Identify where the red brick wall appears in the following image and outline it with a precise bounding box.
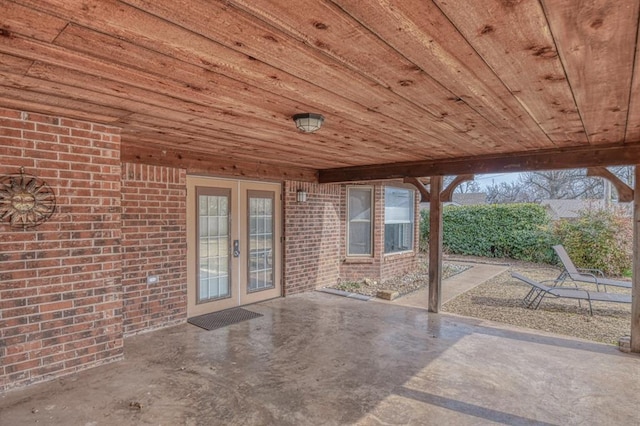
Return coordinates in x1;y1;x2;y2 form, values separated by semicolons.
339;185;383;281
120;163;187;335
283;181;342;294
340;183;419;283
0;108;123;391
380;252;420;280
283;181;419;294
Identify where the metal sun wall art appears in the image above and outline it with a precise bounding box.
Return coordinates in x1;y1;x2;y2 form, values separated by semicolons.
0;167;56;229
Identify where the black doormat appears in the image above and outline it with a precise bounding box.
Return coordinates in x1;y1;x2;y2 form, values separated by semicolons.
187;307;263;331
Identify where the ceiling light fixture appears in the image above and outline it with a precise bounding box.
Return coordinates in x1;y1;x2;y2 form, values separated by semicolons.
292;113;324;133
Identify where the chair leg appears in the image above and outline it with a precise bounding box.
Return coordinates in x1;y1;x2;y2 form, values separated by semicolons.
556;271;567;285
525;291;546;310
533;293;546;310
523;288;536;307
523;288;544;309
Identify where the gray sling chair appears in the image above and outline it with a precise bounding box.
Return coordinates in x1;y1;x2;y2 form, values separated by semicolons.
511;272;631;315
552;245;631;292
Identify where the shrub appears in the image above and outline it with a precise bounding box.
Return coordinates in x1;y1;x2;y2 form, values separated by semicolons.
421;202;632;274
421;203;556;263
553;207;632;276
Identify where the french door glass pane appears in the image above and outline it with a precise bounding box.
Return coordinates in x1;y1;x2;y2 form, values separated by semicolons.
197;191;231;302
248;192;274;292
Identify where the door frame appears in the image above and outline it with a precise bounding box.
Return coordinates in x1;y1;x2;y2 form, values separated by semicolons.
186;175;282;317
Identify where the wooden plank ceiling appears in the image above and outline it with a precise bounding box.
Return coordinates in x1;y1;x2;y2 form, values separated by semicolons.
1;0;639;182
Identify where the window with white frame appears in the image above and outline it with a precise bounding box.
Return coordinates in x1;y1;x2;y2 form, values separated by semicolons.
384;187;414;254
347;187;373;256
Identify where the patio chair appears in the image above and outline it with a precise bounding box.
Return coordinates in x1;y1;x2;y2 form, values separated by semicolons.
552;245;631;292
511;272;631;315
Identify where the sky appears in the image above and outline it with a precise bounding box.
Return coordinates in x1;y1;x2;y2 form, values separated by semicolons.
475;173;521;190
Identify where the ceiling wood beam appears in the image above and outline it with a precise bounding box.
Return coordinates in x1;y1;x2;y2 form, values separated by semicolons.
319;143;640;183
121;143;317;182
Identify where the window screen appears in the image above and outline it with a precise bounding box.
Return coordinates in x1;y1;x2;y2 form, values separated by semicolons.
384;187;414;254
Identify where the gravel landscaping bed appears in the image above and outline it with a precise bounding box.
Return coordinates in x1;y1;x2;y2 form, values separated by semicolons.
332;254;631;346
442;259;631;346
330;259;470;297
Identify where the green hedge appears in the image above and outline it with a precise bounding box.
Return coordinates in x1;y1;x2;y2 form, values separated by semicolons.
421;203;556;263
421;203;632;275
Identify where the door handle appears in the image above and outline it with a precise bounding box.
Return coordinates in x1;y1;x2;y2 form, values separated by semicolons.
233;240;240;257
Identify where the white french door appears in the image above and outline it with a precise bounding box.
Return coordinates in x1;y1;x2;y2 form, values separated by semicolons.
187;177;281;316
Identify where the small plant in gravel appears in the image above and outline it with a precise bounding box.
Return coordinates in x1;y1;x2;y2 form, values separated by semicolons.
335;280;363;292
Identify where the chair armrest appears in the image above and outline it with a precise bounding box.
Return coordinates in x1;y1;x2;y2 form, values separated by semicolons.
552;285;588;291
542;279;564;287
551;286;591;298
577;267;604;277
574;271;605;292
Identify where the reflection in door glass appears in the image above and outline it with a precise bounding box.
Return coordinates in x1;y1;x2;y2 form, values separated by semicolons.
198;192;230;302
248;192;274;292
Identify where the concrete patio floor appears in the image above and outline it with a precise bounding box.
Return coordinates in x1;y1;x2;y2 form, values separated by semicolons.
1;292;639;425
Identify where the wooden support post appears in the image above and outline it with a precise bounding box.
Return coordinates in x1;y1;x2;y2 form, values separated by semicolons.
428;176;443;313
632;166;640;352
405;174;474;312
